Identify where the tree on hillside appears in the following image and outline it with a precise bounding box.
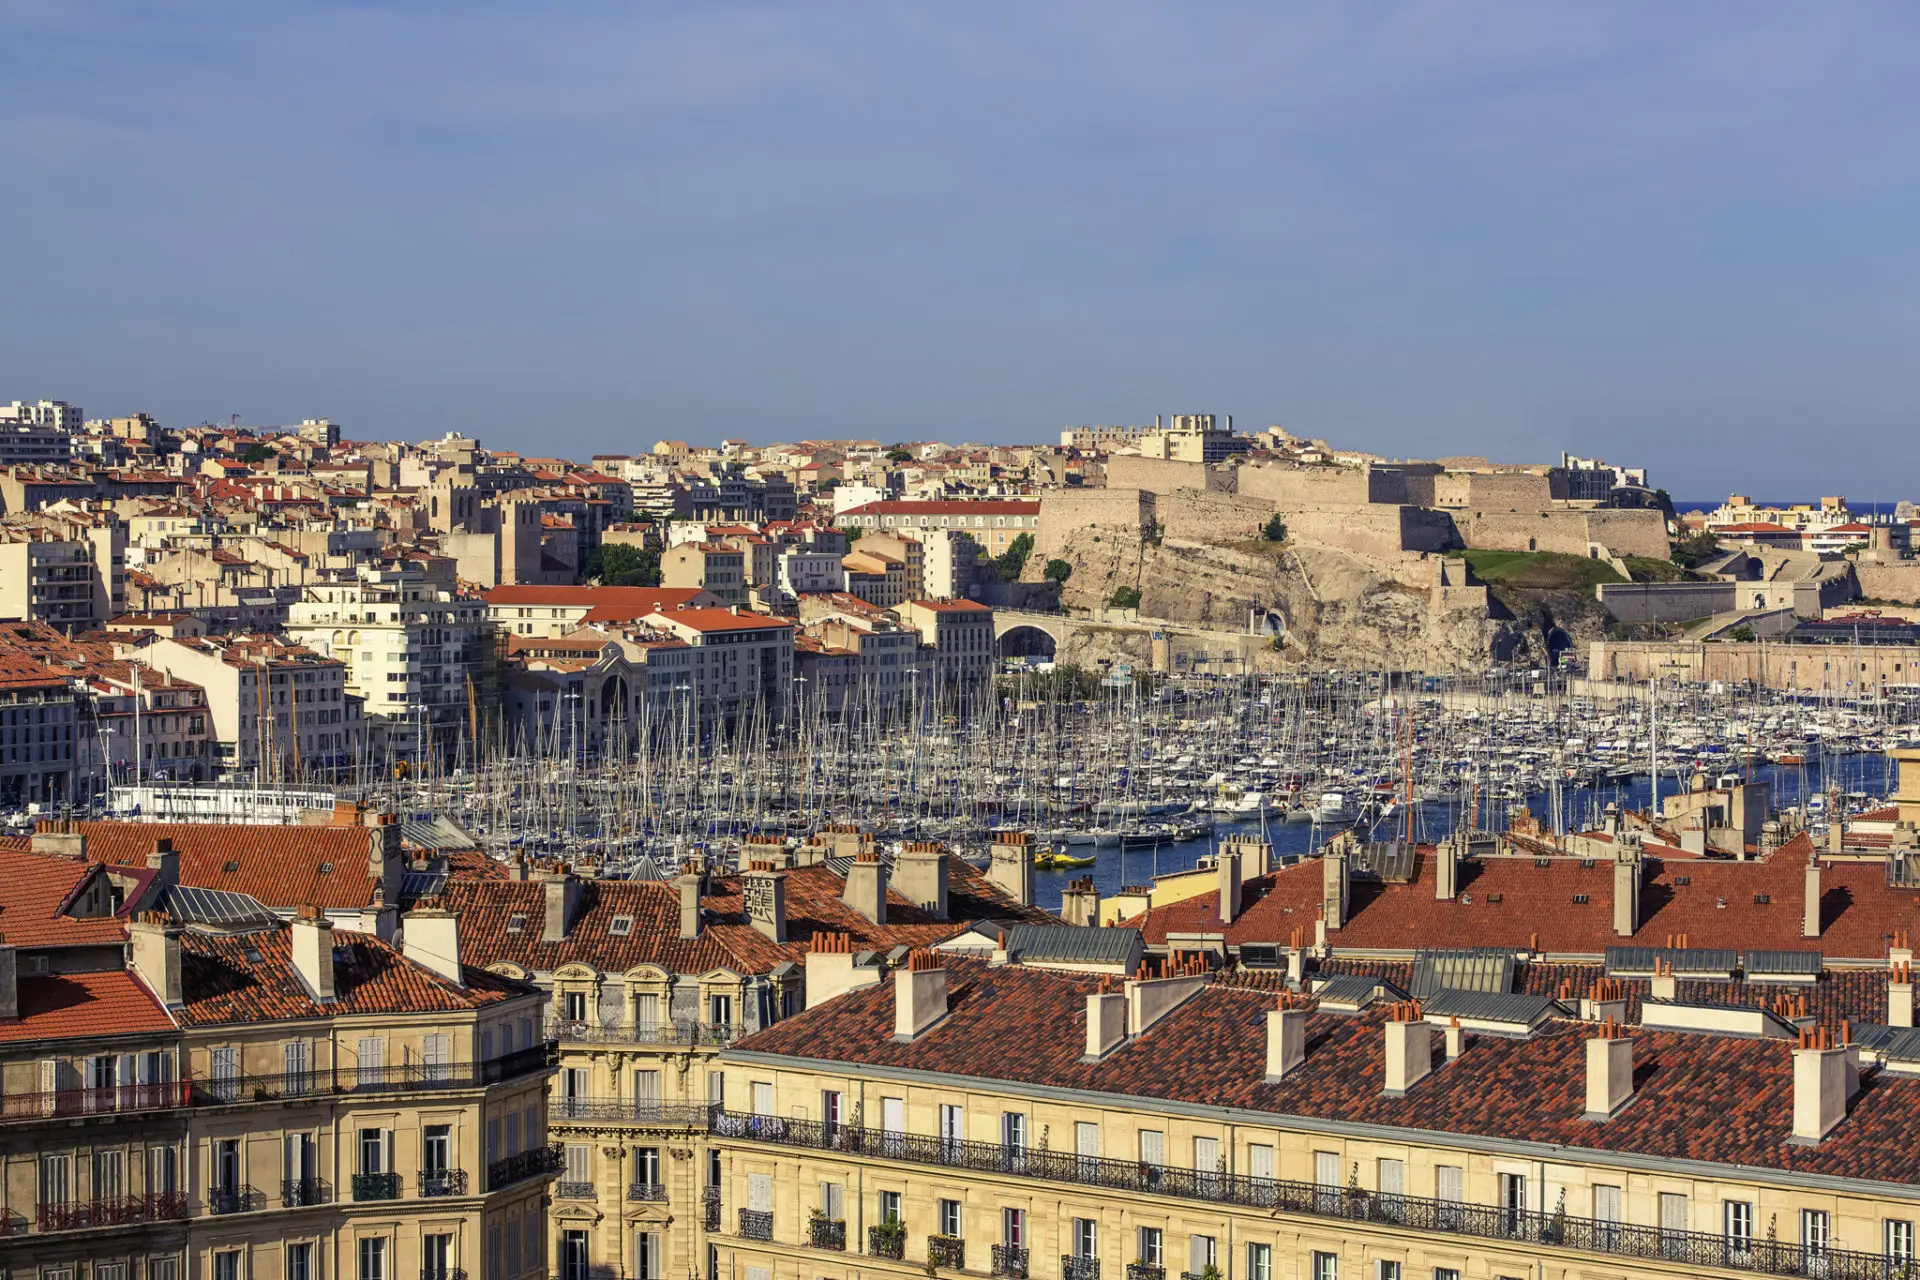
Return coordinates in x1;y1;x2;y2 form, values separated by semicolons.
240;442;277;463
1262;514;1288;542
1042;559;1073;583
995;532;1035;582
587;543;661;587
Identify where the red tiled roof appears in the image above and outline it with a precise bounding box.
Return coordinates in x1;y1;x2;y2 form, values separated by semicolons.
0;848;131;948
72;821;382;910
175;926;525;1026
736;957;1920;1183
646;608;794;634
482;585;713;612
0;970;174;1044
1125;835;1910;959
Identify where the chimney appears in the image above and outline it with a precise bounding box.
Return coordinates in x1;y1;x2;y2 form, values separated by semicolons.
1442;1014;1464;1060
1228;835;1271;880
742;862;788;943
402;907;464;986
1285;943;1305;988
358;886;397;943
1218;847;1243;925
806;932;883;1009
1434;832;1459;901
0;931;15;1021
1059;876;1099;928
1892;962;1915;1029
1612;851;1640;937
1581;978;1629;1025
1650;958;1677;1001
1790;1026;1848;1145
1803;857;1823;939
145;838;179;895
1084;981;1128;1060
1892;929;1915;971
1264;993;1308;1081
893;842;949;920
842;850;888;925
291;905;336;1002
1583;1020;1634;1121
1124;961;1207;1036
986;833;1034;907
1382;1002;1434;1095
676;863;703;940
893;950;948;1041
543;872;582;943
1322;846;1349;931
30;819;86;860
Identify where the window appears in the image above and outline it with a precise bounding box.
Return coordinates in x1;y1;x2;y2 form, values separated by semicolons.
1376;1157;1404;1199
1002;1111;1026;1152
1725;1200;1754;1256
1499;1172;1528;1234
560;1228;590;1280
1803;1209;1830;1256
423;1124;451;1175
358;1127;390;1175
1433;1271;1460;1280
635;1146;661;1186
1595;1184;1622;1247
1309;1255;1336;1280
1193;1136;1220;1194
289;1242;315;1280
563;990;587;1021
1251;1244;1277;1280
1138;1227;1163;1267
214;1254;241;1280
940;1198;963;1238
1889;1219;1916;1267
1138;1129;1165;1166
821;1180;844;1221
940;1103;964;1157
1660;1193;1690;1259
565;1143;590;1188
822;1089;844;1126
1003;1207;1026;1248
1189;1236;1216;1276
634;1230;662;1280
1247;1143;1274;1188
423;1235;451;1279
751;1080;774;1115
359;1237;389;1280
709;993;733;1026
1072;1218;1098;1260
1377;1265;1401;1280
94;1147;124;1198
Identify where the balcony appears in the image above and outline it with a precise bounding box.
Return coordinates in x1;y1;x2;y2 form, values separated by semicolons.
869;1226;905;1261
702;1187;721;1231
352;1173;402;1202
36;1193;188;1232
552;1098;717;1128
739;1209;774;1241
193;1044;556;1106
487;1143;564;1192
207;1185;264;1215
1;1081;192;1125
808;1216;846;1251
281;1178;330;1207
713;1110;1898;1280
990;1246;1028;1279
628;1183;667;1202
928;1236;966;1270
547;1018;737;1048
1125;1266;1163;1280
556;1182;597;1200
419;1169;469;1198
1062;1259;1101;1280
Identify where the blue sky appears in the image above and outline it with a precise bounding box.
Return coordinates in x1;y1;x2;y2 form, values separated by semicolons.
2;2;1917;497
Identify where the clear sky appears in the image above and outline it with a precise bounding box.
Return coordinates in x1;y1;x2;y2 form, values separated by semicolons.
3;2;1917;498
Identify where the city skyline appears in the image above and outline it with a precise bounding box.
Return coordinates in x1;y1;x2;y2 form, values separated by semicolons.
6;3;1919;496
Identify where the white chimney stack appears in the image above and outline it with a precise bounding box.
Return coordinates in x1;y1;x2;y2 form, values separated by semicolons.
1382;1003;1434;1095
401;907;464;986
1804;857;1823;939
893;951;948;1041
1649;958;1677;1002
291;905;336;1002
1893;961;1915;1029
1265;996;1308;1081
1583;1022;1634;1121
1218;847;1242;925
1084;985;1127;1060
1790;1027;1849;1145
843;851;888;925
1442;1014;1465;1061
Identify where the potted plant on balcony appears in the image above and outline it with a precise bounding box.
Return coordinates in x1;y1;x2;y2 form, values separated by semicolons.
870;1212;906;1260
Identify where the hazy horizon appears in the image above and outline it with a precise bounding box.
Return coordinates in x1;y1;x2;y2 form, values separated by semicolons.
4;2;1918;498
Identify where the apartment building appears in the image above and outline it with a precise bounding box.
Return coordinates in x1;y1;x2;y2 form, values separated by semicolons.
838;502;1039;558
0;525;124;632
0;657;80;807
894;600;996;696
441;837;1049;1280
662;545;749;605
637;609;794;726
284;565;485;764
482;586;720;640
138;636;359;780
0;833;561;1280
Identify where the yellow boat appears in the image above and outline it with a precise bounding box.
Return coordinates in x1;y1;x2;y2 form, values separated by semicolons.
1034;850;1095;871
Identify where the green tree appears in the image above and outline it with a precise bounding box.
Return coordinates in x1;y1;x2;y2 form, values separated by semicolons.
239;442;277;464
594;543;661;587
1727;625;1756;642
1109;585;1142;610
1042;558;1073;583
995;532;1035;582
1670;530;1722;569
1262;514;1288;542
886;447;912;463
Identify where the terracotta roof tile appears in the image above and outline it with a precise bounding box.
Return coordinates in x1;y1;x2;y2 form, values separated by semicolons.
0;970;174;1043
72;821;381;911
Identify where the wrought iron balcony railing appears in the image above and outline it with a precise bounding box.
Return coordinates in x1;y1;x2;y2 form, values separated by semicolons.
552;1098;718;1128
192;1043;557;1106
207;1185;263;1215
352;1173;402;1202
739;1209;774;1241
487;1144;564;1192
990;1245;1028;1279
928;1235;966;1270
869;1227;906;1260
1062;1258;1101;1280
702;1186;721;1231
556;1181;597;1200
281;1178;329;1207
1126;1264;1164;1280
808;1217;847;1250
1;1081;192;1124
419;1169;468;1198
547;1018;738;1047
710;1110;1899;1280
628;1182;668;1201
36;1193;188;1231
